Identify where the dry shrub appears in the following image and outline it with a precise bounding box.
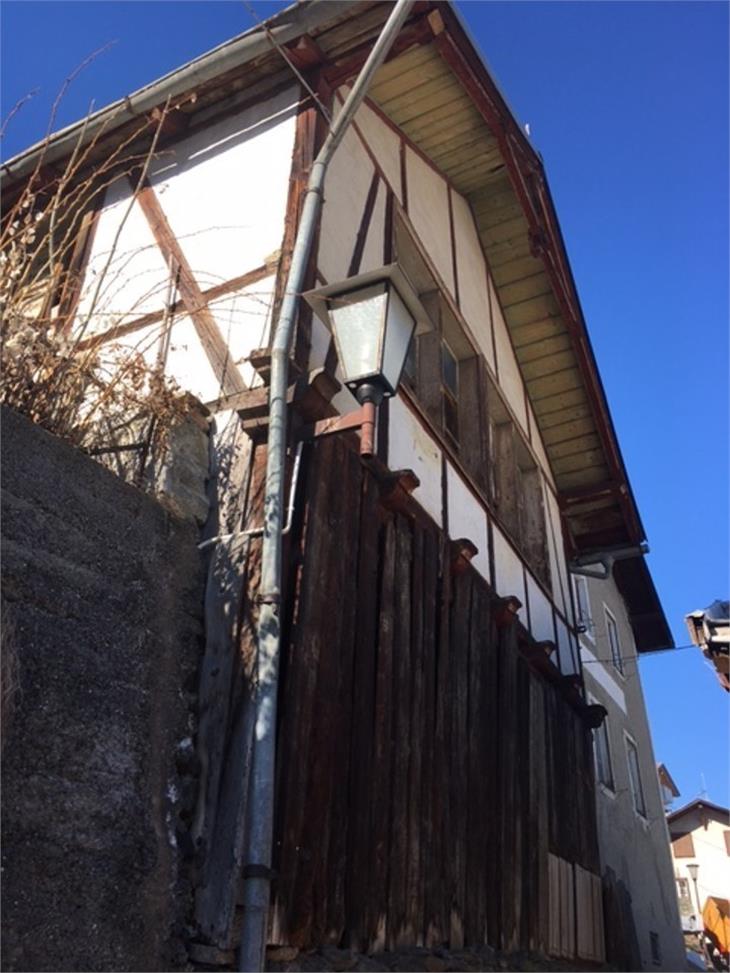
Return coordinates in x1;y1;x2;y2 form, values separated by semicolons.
1;92;194;486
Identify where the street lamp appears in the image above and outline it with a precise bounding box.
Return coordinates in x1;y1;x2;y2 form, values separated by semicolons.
304;264;430;455
687;863;702;917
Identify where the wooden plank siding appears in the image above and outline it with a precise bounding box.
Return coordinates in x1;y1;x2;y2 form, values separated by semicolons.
261;434;603;957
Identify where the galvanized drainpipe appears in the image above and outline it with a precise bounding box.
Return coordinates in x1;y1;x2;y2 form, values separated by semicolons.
238;3;414;970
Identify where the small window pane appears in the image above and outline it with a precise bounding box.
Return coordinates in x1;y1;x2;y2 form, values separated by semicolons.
443;391;459;445
626;738;646;817
441;342;458;396
606;610;623;675
575;577;594;639
402;335;417;387
594;718;614;790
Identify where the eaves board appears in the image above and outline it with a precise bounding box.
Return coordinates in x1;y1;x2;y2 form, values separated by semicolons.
365;34;628;554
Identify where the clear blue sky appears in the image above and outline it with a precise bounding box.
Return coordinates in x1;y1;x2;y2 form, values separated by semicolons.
2;1;728;808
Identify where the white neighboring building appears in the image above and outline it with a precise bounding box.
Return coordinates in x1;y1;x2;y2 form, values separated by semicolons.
574;571;686;971
668;799;730;935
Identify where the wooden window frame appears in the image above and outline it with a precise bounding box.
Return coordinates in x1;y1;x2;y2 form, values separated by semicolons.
587;693;614;792
604;606;623;676
624;733;647;819
574;575;595;643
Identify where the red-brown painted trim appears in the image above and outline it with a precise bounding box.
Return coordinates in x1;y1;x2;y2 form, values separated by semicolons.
383;188;394;265
279;84;322;372
399;138;408;213
432;21;643;543
137;179;245;395
348;170;381;278
58;205;101;333
77;261;276;350
447;186;459;309
360;94;461;196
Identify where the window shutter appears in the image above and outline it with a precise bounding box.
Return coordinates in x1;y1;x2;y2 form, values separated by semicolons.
671;833;695;857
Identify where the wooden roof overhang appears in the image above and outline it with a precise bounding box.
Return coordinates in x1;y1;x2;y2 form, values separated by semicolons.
313;2;673;651
0;0;672;650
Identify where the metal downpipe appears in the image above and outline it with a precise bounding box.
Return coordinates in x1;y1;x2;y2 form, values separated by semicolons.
238;3;415;970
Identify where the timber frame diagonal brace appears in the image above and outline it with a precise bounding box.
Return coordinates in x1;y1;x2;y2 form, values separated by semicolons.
137;179;246;397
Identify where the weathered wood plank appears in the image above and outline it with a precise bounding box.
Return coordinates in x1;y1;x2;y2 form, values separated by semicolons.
368;516;397;953
420;526;439;947
322;442;362;943
386;515;413;950
405;523;425;946
344;470;381;950
448;570;470;948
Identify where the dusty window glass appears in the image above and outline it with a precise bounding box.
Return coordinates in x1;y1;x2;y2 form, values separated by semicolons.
626;737;646;817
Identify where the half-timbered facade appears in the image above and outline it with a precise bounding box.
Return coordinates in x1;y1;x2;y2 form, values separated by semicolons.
1;1;678;967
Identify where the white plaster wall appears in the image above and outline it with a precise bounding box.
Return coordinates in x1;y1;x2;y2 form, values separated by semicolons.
446;461;490;582
404;146;454;296
318;124;377;283
388;395;442;526
586;572;686;972
451;191;494;371
353;98;402;201
359;180;387;276
76;177;170;332
526;571;554;643
492;522;526;614
581;642;627;713
213;274;276;388
148;87;299;287
672;812;730;904
490;277;528;434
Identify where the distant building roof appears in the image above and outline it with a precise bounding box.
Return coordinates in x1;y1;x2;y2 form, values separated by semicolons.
666;798;730;828
686;601;730;692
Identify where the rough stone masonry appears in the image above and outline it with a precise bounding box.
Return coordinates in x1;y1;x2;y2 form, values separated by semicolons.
1;407;206;972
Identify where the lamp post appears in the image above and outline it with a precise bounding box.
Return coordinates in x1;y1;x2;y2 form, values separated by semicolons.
304;264;430;456
687;862;702;918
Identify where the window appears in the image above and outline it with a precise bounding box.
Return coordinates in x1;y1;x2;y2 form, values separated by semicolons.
625;736;646;817
574;576;594;640
593;712;614;790
676;878;694;916
650;932;661;965
441;340;459;446
724;830;730;855
402;334;417;389
672;833;695;857
605;607;623;675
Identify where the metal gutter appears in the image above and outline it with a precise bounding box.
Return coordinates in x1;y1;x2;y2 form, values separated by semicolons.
237;2;415;969
0;0;354;188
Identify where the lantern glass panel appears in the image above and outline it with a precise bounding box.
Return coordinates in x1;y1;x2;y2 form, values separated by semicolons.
381;285;416;394
329;283;387;385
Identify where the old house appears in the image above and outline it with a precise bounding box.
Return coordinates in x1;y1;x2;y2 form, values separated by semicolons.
1;1;685;970
668;799;730;961
573;572;685;970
